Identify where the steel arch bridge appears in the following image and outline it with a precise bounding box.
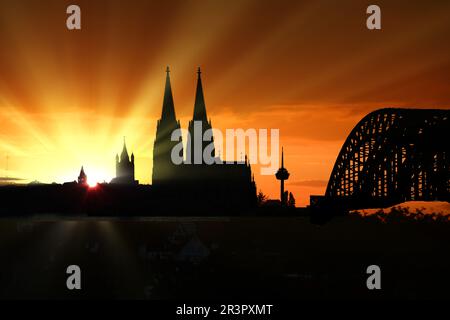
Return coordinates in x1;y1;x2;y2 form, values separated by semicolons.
324;108;450;210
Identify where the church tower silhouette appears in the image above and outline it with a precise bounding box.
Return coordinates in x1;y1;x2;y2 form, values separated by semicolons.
111;138;138;184
152;67;183;185
78;166;87;185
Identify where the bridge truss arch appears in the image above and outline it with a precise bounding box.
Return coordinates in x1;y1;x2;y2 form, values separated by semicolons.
325;108;449;209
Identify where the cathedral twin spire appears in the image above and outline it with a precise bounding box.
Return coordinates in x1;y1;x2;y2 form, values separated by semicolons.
153;66;213;184
160;66;208;123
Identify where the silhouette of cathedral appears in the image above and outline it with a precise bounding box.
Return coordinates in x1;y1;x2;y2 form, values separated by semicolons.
111;139;138;185
152;67;256;206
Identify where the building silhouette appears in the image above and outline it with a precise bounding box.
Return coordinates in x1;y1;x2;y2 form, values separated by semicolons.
111;139;138;185
78;166;87;185
152;67;256;206
152;67;183;185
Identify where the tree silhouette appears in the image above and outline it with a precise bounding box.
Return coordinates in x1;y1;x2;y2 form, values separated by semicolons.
287;192;296;207
256;190;267;206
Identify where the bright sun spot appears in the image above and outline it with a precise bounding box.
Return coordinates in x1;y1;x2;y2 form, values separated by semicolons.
86;168;110;187
87;180;98;188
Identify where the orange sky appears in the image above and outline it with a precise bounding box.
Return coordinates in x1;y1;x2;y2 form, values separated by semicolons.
0;0;450;206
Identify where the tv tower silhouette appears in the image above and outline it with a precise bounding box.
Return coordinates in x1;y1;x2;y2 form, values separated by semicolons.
275;147;290;206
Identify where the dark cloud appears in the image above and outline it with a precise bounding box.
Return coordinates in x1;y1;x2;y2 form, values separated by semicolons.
0;177;24;182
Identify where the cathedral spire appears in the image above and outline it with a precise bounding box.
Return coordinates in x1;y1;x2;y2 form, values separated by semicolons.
161;66;176;121
153;66;183;185
193;67;208;121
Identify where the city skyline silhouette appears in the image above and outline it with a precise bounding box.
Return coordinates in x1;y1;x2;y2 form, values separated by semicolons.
2;1;450;207
1;0;450;304
0;69;449;214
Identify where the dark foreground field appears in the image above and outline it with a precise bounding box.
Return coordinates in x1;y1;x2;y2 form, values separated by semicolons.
0;212;449;299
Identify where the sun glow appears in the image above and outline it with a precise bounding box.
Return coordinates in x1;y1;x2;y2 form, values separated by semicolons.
88;181;98;188
1;1;450;207
85;168;111;187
